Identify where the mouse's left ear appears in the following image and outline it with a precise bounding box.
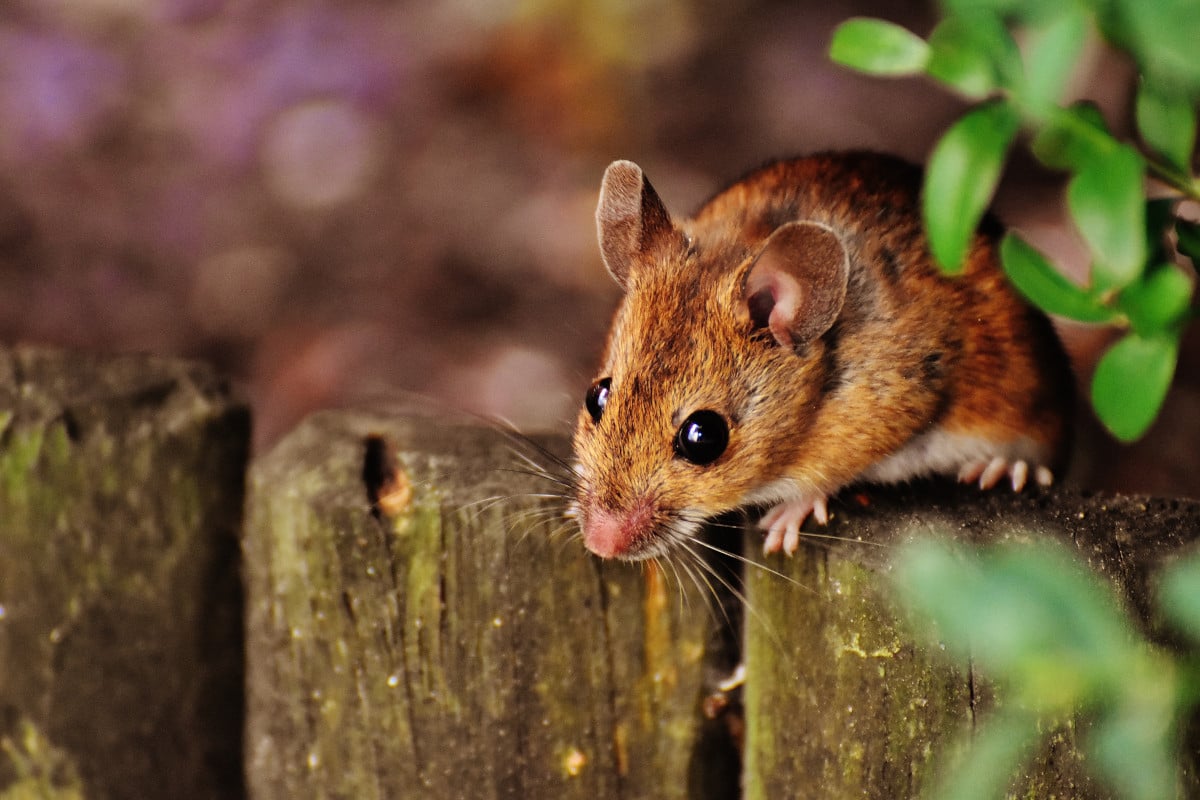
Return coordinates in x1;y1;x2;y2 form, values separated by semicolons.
742;221;849;349
596;160;679;290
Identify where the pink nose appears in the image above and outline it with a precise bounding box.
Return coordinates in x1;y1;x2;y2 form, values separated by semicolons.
582;505;652;559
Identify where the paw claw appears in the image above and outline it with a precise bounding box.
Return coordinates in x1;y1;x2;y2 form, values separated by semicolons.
813;497;829;525
978;456;1008;490
1010;460;1028;492
960;457;1053;492
958;459;987;484
783;521;801;556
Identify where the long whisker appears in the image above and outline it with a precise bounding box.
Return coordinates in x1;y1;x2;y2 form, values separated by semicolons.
493;425;577;475
672;556;705;618
685;533;815;594
793;530;891;548
495;467;576;491
654;554;691;616
672;542;728;625
699;510;892;549
676;538;785;646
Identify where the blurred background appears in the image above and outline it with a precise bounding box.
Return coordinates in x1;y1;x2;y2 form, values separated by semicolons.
0;0;1195;496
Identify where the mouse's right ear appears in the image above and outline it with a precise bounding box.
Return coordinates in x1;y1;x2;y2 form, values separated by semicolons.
596;160;677;290
742;221;849;350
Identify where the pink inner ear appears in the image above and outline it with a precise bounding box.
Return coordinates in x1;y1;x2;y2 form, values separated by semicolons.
745;266;803;348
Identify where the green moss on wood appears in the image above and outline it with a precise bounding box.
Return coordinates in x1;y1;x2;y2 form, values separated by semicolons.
0;719;84;800
0;347;248;799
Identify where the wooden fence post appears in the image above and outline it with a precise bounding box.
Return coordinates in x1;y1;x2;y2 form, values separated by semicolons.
742;483;1200;799
0;347;249;799
243;409;735;799
7;347;1199;799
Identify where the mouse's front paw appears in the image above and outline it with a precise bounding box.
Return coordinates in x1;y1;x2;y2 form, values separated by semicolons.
758;495;830;556
957;457;1054;491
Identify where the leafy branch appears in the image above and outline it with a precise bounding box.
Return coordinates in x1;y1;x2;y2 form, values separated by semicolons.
830;0;1199;441
893;536;1200;800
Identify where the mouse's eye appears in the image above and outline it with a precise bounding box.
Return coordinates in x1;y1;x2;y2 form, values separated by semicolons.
585;378;612;423
674;410;729;465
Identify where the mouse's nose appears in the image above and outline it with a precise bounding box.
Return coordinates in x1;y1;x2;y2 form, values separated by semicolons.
582;502;654;560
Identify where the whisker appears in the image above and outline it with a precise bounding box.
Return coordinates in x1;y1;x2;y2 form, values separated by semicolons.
673;544;724;622
546;521;577;545
675;553;711;616
455;494;507;515
657;553;691;616
494;427;577;475
696;510;891;549
496;468;576;491
685;533;815;594
501;501;571;534
499;449;576;483
675;539;765;639
687;543;786;648
795;530;891;549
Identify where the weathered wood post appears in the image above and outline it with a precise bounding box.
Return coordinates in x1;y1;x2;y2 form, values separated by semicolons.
243;409;735;799
742;484;1200;799
6;348;1198;799
0;347;249;799
247;409;1200;799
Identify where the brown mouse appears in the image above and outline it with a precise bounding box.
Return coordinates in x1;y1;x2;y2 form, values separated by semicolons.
570;152;1072;560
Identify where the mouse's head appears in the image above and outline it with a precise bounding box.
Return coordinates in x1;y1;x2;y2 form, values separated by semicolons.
571;160;850;560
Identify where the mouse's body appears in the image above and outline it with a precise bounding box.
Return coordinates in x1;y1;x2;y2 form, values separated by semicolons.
571;152;1073;560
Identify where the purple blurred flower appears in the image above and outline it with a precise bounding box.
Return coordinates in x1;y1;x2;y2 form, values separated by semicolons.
0;26;128;161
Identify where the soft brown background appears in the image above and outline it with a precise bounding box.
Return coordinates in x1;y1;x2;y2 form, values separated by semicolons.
1;0;1195;496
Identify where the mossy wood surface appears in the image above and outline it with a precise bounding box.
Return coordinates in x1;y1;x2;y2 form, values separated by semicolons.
744;484;1200;800
244;409;728;800
0;347;249;800
7;349;1200;800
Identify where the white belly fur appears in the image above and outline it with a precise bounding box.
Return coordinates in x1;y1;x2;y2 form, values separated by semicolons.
859;428;1048;485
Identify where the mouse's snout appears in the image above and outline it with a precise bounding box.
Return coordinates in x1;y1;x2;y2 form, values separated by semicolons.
580;499;657;560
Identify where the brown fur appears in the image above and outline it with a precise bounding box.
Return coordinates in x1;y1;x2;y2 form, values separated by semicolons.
573;152;1073;558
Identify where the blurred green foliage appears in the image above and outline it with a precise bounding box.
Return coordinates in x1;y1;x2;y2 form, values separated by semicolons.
829;0;1199;442
894;537;1199;800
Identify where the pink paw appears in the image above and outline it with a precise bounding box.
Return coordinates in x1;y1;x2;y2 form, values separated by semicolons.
758;495;830;556
957;457;1053;491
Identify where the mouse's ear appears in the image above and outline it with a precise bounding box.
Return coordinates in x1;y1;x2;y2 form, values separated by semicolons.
596;160;677;290
742;221;849;349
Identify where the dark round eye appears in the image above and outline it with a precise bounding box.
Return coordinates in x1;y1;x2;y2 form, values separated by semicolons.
674;410;729;465
585;378;611;423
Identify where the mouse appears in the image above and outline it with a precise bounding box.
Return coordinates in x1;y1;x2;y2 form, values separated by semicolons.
569;152;1073;560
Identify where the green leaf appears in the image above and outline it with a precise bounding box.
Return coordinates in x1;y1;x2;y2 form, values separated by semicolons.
1135;81;1198;173
894;538;1135;707
1158;549;1200;643
1000;234;1114;322
892;540;982;661
1018;10;1088;116
1031;102;1116;171
940;0;1060;25
926;12;1021;98
1088;699;1181;800
1103;0;1200;97
923;100;1020;273
829;18;930;75
1067;145;1147;290
977;543;1136;699
1091;331;1180;441
1118;263;1193;335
